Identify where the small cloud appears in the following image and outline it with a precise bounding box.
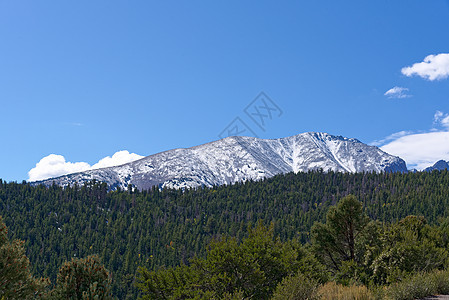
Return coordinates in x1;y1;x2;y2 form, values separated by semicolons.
28;154;91;182
434;110;444;122
384;86;411;99
401;53;449;81
63;122;84;127
370;130;413;146
434;110;449;129
28;151;144;182
91;150;144;169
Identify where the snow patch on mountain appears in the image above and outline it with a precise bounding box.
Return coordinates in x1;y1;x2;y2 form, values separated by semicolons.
32;132;407;190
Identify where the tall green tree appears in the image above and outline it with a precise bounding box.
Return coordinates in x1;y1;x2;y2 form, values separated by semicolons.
0;216;49;299
49;255;111;300
311;195;370;274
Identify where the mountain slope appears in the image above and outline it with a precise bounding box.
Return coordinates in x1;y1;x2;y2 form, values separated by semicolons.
424;160;449;172
32;132;407;190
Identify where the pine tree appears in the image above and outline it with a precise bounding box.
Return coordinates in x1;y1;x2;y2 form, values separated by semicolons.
311;195;370;273
50;255;111;299
0;216;49;299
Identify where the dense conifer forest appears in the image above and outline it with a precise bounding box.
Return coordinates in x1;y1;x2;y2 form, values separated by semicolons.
2;170;449;298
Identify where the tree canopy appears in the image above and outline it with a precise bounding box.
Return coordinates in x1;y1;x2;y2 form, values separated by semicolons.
2;170;449;297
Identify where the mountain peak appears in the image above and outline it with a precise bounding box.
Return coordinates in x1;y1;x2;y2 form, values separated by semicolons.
424;160;449;172
32;132;407;190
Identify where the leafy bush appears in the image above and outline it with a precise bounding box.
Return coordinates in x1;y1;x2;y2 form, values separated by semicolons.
137;222;307;299
431;270;449;295
318;282;373;300
272;272;320;300
379;269;449;300
370;216;448;285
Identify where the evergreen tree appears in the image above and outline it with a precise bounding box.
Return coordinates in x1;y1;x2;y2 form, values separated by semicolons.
311;195;370;275
49;255;111;299
0;216;49;299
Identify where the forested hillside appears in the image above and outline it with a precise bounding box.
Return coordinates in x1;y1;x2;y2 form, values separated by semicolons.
1;170;449;298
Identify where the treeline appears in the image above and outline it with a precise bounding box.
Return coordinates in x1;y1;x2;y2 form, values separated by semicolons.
1;170;449;298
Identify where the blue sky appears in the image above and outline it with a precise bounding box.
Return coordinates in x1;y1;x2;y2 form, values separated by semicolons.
1;1;449;181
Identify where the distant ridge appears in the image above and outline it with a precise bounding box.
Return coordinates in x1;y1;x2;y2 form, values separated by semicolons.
32;132;407;190
424;160;449;172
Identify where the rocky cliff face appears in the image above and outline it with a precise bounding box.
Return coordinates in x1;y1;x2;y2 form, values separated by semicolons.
32;132;407;190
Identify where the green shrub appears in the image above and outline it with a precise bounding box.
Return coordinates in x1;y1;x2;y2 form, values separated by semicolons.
430;269;449;295
318;282;373;300
380;269;449;300
272;273;320;300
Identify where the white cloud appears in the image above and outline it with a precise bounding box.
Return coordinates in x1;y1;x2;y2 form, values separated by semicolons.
28;155;91;182
381;132;449;170
401;53;449;81
434;110;444;122
370;130;413;146
433;110;449;129
91;150;144;169
384;86;411;99
377;111;449;170
28;150;144;182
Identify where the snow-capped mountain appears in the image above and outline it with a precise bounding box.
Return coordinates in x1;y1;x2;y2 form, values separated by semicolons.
32;132;407;190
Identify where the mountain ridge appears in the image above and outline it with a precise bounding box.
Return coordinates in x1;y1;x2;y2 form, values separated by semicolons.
31;132;407;190
424;160;449;172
